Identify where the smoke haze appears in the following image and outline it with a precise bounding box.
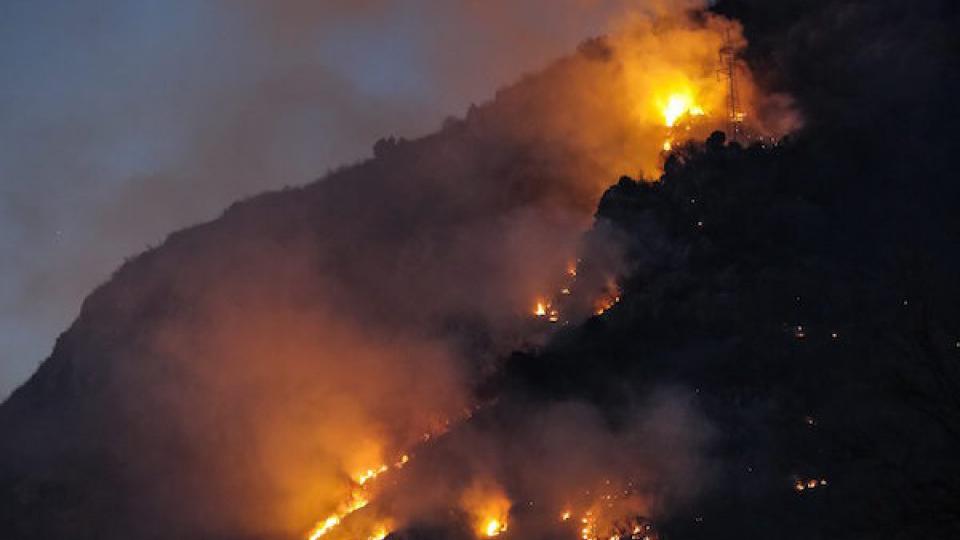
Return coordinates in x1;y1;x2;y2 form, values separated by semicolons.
0;0;642;399
1;2;798;539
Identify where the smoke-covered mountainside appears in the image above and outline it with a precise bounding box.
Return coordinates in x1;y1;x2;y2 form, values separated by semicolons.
495;135;960;540
2;1;959;539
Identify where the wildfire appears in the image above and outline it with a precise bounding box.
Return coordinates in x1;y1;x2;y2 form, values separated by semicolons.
461;481;511;540
305;405;487;540
484;519;507;537
293;12;781;540
580;512;597;540
308;516;342;540
368;521;392;540
593;278;621;316
793;477;828;492
307;490;371;540
656;91;706;155
593;295;620;316
306;455;409;540
532;260;622;323
533;299;561;323
660;93;704;128
356;465;389;486
556;479;659;540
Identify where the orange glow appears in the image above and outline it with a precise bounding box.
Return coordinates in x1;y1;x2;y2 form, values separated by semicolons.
306;490;371;539
368;521;392;540
355;464;389;486
660;93;704;127
593;294;620;316
793;476;828;493
296;11;795;540
308;516;341;540
306;454;411;539
484;518;507;537
460;481;511;539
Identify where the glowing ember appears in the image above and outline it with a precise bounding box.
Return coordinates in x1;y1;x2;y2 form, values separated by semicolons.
793;476;828;493
534;301;548;317
556;480;661;540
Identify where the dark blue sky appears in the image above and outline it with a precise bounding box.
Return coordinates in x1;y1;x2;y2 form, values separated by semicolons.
0;0;632;397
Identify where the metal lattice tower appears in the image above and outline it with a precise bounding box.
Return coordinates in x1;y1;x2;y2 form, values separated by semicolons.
717;27;742;142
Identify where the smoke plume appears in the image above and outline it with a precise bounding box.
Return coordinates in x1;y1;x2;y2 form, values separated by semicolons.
0;2;798;539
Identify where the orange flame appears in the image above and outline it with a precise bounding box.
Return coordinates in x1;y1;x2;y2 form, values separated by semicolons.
660;93;704;127
460;481;511;539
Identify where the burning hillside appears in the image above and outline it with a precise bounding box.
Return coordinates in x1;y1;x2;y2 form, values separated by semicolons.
0;3;785;535
3;0;959;539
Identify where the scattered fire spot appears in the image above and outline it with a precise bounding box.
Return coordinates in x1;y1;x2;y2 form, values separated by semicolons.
794;476;828;493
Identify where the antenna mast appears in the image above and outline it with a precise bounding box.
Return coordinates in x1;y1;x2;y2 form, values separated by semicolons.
717;27;743;142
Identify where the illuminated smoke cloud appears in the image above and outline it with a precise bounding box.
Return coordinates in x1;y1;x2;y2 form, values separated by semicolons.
0;2;798;539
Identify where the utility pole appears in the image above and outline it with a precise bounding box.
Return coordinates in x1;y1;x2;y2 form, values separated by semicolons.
717;27;743;142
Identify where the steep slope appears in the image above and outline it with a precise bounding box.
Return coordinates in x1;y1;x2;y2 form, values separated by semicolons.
2;1;959;539
496;131;960;539
0;9;764;538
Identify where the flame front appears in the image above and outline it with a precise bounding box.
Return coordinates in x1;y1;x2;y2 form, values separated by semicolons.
304;409;480;540
305;458;396;539
296;9;791;540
